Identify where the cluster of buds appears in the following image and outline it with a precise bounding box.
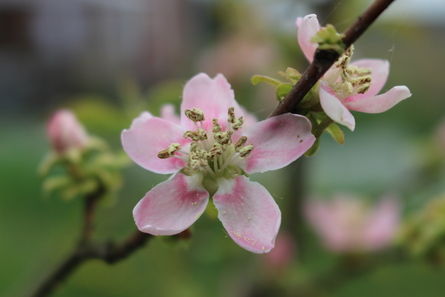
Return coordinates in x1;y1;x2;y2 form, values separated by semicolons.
40;109;128;203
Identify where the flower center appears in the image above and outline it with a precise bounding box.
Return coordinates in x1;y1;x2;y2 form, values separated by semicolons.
158;107;254;181
329;45;372;100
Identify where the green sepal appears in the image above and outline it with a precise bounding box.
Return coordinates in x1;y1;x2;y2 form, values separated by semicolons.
326;123;345;145
311;24;346;55
205;201;219;220
276;83;293;101
304;137;320;157
38;153;61;177
251;75;282;87
42;176;73;197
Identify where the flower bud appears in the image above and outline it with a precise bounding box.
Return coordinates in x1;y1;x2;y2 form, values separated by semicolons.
47;109;88;154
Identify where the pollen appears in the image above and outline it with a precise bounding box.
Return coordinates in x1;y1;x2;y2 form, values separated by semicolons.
332;45;373;99
161;107;255;179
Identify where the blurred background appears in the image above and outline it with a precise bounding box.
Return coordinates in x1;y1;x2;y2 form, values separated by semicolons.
2;0;445;296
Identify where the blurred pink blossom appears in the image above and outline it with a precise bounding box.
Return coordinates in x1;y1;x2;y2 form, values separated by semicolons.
297;14;411;131
122;73;315;253
305;193;400;253
47;109;88;154
263;231;296;272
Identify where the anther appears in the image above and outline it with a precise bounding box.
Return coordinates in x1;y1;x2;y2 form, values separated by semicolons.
238;144;254;158
185;108;205;122
212;118;221;133
158;143;181;159
232;117;244;131
228;107;235;124
235;136;247;152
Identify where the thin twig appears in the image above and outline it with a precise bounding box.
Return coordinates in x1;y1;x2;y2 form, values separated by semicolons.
270;0;396;118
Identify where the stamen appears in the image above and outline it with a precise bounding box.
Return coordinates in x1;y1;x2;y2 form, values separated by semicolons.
228;107;235;124
214;130;234;145
185;108;205;122
212;118;221;133
232;117;244;130
235;136;247;152
238;144;254;158
158;143;181;159
183;128;207;141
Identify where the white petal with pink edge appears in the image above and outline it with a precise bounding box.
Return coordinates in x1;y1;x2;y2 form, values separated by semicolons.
121;116;188;174
319;83;356;131
213;176;281;254
180;73;244;131
297;14;320;62
344;86;411;114
240;113;315;174
133;173;209;236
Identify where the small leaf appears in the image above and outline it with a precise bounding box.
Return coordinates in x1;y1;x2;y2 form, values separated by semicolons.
42;176;73;196
251;75;282;87
304;137;320;157
326;123;345;145
276;83;293;101
285;67;301;81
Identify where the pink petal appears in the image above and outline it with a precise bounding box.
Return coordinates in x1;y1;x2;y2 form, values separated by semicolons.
345;59;389;101
362;197;400;251
133;173;209;236
241;114;315;174
180;73;244;131
213;176;281;253
344;86;411;113
319;83;355;131
122;116;188;174
304;200;352;252
160;104;180;124
297;14;320;62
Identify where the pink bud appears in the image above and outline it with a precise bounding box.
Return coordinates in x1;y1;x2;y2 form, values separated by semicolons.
47;109;88;153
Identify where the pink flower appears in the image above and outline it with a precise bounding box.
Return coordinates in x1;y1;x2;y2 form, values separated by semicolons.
47;109;88;154
263;231;296;272
122;73;315;253
297;14;411;131
304;193;400;253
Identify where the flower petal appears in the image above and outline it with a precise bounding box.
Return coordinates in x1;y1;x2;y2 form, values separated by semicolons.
362;197;400;251
346;59;389;101
297;14;319;62
133;173;209;236
181;73;240;131
319;83;355;131
160;104;180;124
122;116;188;174
240;113;315;174
344;86;411;114
213;176;281;253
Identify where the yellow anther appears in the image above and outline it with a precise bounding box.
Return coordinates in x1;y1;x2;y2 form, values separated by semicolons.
238;144;254;158
212;118;222;133
232;117;244;131
185;108;205;122
235;136;247;152
228;107;235;124
157;143;181;159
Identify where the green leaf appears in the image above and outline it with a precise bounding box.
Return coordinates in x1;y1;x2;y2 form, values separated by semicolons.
251;75;282;87
276;83;293;101
326;123;345;145
42;176;73;197
304;137;320;157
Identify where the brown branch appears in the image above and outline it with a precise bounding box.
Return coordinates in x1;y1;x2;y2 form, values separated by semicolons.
31;231;153;297
270;0;396;117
